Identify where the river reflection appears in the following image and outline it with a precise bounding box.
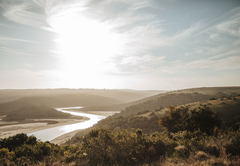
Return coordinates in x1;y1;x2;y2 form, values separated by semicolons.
28;107;119;142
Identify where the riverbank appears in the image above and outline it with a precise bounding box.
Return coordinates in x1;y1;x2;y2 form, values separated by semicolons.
50;129;83;145
0;117;86;139
0;108;120;143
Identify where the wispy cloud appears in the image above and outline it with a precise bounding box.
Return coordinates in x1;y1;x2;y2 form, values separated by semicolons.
0;22;15;28
160;56;240;73
1;0;47;28
0;36;39;43
0;46;34;57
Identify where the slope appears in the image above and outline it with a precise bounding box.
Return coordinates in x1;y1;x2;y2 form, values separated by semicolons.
72;87;240;138
0;93;124;115
80;86;240;112
2;104;72;121
0;89;164;104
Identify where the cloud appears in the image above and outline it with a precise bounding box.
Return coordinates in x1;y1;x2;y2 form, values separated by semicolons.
0;0;46;28
0;36;39;43
3;4;46;28
184;56;240;70
0;0;239;90
160;56;240;73
119;54;166;65
0;22;15;28
109;54;166;74
0;69;51;89
0;46;34;57
78;1;240;77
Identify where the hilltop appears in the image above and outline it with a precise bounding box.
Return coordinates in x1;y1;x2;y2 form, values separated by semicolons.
0;89;163;104
80;86;240;112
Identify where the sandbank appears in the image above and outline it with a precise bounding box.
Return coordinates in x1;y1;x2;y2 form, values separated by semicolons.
0;117;87;140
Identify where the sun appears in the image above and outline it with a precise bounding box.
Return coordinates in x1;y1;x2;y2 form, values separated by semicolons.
48;11;125;87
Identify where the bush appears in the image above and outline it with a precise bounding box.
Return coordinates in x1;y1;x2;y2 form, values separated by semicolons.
205;144;220;157
174;145;189;158
224;131;240;156
195;151;209;161
79;128;167;165
0;133;34;151
159;106;222;134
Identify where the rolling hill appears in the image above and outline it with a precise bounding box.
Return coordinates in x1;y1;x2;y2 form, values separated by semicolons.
81;86;240;113
0;89;164;104
0;94;125;115
2;104;72;121
72;87;240;138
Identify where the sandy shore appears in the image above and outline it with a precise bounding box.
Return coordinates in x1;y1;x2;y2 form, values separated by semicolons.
50;129;83;145
0;118;86;140
0;110;119;144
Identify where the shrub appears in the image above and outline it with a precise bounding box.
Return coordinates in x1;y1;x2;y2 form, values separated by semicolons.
210;98;217;100
205;144;220;157
195;151;209;161
0;133;35;151
159;106;190;133
0;148;15;161
224;132;240;156
174;145;189;158
159;106;222;134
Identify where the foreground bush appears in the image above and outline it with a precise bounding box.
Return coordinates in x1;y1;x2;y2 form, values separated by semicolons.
1;128;240;165
75;128;167;165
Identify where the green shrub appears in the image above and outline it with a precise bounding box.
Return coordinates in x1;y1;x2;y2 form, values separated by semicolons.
159;106;222;134
224;131;240;156
174;145;189;158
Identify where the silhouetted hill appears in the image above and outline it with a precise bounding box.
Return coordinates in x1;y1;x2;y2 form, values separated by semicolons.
0;94;125;115
0;89;164;104
3;104;71;121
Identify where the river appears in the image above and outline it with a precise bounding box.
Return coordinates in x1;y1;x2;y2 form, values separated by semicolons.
28;107;119;142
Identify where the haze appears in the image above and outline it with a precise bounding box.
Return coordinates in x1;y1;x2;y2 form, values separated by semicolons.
0;0;240;90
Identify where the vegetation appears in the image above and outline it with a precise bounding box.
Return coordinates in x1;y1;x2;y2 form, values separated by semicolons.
159;106;222;134
0;105;240;165
1;127;240;165
72;95;240;140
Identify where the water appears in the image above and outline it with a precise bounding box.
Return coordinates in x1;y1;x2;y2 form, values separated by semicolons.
28;107;118;142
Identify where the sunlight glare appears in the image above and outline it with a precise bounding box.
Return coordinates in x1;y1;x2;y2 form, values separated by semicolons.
50;12;124;79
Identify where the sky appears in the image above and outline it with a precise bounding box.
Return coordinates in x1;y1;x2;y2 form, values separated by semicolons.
0;0;240;90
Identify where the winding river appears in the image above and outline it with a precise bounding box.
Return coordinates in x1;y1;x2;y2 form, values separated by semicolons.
28;107;119;142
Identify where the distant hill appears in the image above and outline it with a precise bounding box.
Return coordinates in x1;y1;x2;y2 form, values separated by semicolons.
167;86;240;95
0;94;125;115
2;104;72;121
0;89;164;104
81;86;240;113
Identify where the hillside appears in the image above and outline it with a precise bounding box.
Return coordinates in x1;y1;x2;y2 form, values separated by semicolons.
2;104;72;121
72;91;240;139
0;89;164;104
111;95;240;131
0;94;125;115
80;86;240;112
